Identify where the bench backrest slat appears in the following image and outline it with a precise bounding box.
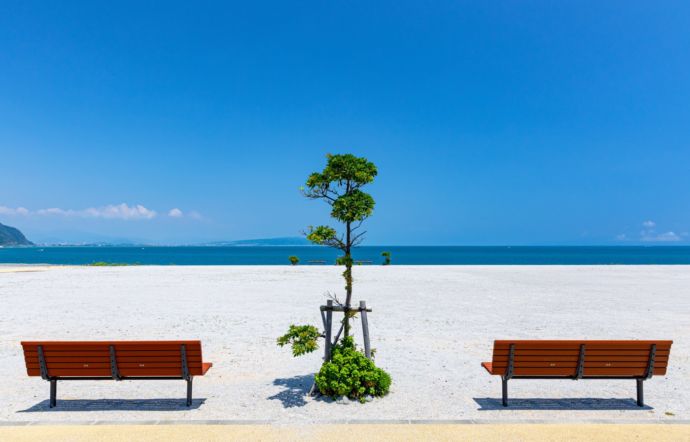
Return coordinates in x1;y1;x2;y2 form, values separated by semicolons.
491;340;672;377
21;341;205;378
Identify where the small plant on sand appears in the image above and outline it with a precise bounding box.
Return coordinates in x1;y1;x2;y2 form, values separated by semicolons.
277;153;391;401
277;325;320;356
381;251;391;265
89;262;136;266
288;255;300;265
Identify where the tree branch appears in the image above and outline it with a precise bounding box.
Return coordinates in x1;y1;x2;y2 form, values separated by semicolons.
350;220;364;232
325;291;344;307
351;230;367;246
323;236;346;250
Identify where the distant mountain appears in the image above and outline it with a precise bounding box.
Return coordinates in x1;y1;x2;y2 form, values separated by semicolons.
29;230;153;246
202;236;311;246
0;222;33;246
11;233;311;247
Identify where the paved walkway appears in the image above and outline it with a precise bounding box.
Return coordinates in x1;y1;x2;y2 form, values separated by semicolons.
1;424;690;441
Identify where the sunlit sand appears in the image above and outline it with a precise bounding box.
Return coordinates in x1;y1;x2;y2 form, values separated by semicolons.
1;265;688;424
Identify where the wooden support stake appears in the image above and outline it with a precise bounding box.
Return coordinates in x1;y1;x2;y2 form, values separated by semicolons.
324;300;333;361
360;300;371;359
320;305;372;313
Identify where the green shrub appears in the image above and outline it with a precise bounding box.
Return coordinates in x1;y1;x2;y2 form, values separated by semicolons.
315;337;391;402
277;325;321;356
88;262;135;266
288;255;300;265
381;251;391;265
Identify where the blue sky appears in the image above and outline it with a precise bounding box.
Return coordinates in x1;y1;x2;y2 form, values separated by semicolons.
1;1;689;245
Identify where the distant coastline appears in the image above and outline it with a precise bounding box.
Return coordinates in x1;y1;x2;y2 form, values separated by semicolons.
2;245;690;265
3;236;312;248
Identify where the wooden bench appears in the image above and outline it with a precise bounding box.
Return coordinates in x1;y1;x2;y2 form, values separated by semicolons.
482;340;672;407
21;340;212;408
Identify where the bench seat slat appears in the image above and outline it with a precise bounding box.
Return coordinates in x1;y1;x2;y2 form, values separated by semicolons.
22;341;203;346
494;351;668;362
22;343;203;352
492;350;670;357
27;368;112;377
26;368;201;377
490;362;668;370
25;356;110;363
24;356;205;364
490;368;668;376
490;359;669;366
24;348;203;353
27;368;208;376
25;354;203;360
512;368;662;376
493;340;672;346
110;350;202;356
26;362;204;369
493;345;672;350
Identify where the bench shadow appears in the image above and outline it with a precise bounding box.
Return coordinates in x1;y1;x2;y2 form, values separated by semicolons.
18;398;206;412
474;397;651;411
268;374;319;408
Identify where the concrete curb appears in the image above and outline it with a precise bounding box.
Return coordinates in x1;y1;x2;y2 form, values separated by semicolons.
1;419;689;426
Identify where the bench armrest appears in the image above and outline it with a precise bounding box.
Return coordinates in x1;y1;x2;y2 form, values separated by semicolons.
481;362;495;375
201;362;213;375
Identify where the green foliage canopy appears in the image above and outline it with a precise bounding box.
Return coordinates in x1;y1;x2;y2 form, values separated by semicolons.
306;225;338;246
305;153;377;192
331;190;374;223
277;325;321;357
303;154;377;252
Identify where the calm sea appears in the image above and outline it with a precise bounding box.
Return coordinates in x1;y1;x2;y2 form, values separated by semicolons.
1;246;690;265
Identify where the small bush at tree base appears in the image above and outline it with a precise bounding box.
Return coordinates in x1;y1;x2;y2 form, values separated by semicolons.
89;262;136;266
315;337;391;402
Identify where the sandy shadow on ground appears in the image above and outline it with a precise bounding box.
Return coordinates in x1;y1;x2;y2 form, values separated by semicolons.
474;397;651;410
18;398;206;412
268;374;320;408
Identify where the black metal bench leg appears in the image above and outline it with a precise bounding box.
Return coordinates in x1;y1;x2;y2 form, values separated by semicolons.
49;379;57;408
186;377;193;407
502;378;508;407
637;379;644;407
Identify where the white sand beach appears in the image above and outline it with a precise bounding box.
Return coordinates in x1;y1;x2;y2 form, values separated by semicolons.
1;265;688;424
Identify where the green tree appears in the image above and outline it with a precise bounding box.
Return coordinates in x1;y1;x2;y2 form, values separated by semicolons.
288;255;300;265
303;154;377;338
277;154;390;401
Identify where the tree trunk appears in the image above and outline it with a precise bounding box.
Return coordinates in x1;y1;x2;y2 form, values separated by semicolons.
343;221;352;338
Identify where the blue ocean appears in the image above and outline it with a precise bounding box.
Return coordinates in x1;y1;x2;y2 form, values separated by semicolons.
1;246;690;265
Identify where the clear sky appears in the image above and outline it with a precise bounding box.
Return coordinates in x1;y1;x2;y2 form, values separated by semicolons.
1;1;689;245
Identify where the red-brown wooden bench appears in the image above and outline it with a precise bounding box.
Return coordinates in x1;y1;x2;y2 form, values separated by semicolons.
482;340;672;407
21;341;212;408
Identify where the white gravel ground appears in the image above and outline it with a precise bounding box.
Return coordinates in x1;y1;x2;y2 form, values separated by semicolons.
0;265;688;423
